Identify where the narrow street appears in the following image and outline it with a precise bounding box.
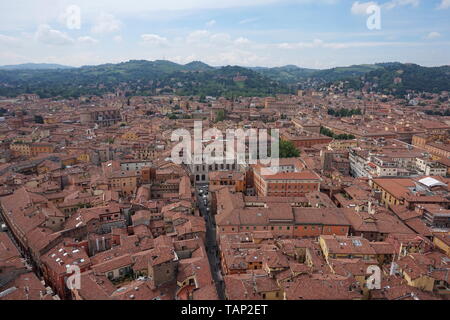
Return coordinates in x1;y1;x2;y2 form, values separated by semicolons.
196;185;225;300
0;211;38;278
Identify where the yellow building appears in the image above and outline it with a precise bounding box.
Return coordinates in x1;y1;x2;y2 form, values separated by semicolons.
44;116;57;124
121;131;139;141
76;152;90;163
319;235;377;262
10;142;31;157
30;143;55;156
371;178;414;207
403;272;435;292
328;139;358;151
109;171;138;197
433;234;450;257
208;171;245;193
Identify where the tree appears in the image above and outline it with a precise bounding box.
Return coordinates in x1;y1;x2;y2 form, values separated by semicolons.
105;137;115;144
320;127;355;140
279;140;300;158
215;110;225;122
34;115;44;124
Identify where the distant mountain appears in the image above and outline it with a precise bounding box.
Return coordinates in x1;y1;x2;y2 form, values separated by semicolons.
250;65;317;83
184;61;215;71
0;63;74;70
252;62;450;95
339;63;450;96
311;64;383;82
250;64;386;84
0;60;289;99
0;59;448;99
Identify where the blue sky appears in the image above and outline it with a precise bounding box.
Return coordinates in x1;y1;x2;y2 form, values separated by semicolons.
0;0;449;68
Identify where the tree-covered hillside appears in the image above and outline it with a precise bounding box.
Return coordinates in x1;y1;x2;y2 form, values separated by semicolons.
0;60;290;99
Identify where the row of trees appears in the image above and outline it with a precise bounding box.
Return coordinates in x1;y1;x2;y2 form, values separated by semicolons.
327;108;362;117
320;127;355;140
279;140;300;158
424;109;450;116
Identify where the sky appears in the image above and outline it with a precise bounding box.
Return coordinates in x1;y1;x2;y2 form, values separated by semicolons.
0;0;449;69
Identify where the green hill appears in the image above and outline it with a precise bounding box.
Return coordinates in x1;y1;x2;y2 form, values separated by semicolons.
339;63;450;95
0;60;448;99
0;60;289;99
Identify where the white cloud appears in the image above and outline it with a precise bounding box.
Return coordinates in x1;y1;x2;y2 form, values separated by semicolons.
425;31;441;39
351;0;418;15
276;38;424;50
55;0;337;15
0;51;27;65
91;13;122;34
384;0;419;10
351;1;378;15
206;20;216;27
210;49;268;66
185;30;252;49
209;33;232;44
141;34;169;46
113;35;123;43
234;37;251;45
186;30;211;44
278;38;324;49
35;24;74;45
438;0;450;9
0;0;346;33
239;17;259;24
0;34;20;45
78;36;98;44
